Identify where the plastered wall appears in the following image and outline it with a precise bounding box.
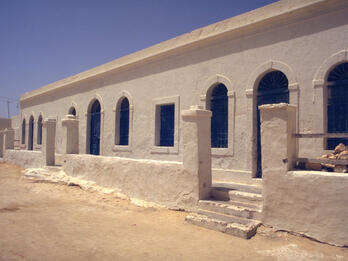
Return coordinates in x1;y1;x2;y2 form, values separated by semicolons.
3;150;43;168
61;154;195;209
263;170;348;247
260;103;348;247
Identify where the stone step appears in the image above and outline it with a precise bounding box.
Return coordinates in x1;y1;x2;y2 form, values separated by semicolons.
198;200;262;220
196;209;250;224
227;199;262;209
212;182;262;194
185;212;261;239
212;188;263;204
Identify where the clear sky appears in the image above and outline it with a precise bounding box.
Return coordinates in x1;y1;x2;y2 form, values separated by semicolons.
0;0;278;117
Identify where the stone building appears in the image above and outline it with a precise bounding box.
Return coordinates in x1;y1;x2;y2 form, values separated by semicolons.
3;0;348;246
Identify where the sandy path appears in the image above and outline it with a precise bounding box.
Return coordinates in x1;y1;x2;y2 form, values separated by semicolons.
0;162;347;261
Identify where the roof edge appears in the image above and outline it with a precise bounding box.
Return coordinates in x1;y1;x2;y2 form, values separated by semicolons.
20;0;335;102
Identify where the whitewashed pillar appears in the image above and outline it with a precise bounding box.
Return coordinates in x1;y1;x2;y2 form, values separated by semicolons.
61;114;79;154
182;105;212;200
43;118;56;166
4;128;14;150
259;103;297;175
0;131;4;157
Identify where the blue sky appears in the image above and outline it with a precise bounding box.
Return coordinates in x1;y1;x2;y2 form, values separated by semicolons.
0;0;278;117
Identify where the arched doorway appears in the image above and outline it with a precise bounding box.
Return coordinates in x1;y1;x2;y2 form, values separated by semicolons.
256;71;289;177
327;62;348;149
37;115;43;145
21;119;26;145
28;116;34;150
88;100;101;155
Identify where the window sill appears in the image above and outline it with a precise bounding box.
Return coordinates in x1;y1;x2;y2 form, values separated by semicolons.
212;147;233;156
151;146;178;154
113;145;132;152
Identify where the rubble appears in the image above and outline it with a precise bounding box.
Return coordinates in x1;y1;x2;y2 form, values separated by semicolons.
300;143;348;173
319;143;348;173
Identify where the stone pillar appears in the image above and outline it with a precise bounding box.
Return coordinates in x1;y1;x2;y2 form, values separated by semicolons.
43;118;56;166
259;103;298;175
61;114;79;154
0;131;3;157
4;128;14;150
181;105;212;200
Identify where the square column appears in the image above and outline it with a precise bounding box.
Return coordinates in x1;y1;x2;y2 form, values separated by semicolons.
259;103;297;174
4;128;14;150
43;118;56;166
0;131;3;157
61;114;79;154
182;105;212;200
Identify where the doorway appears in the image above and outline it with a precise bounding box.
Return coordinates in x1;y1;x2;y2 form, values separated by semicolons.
28;116;34;150
256;71;289;177
89;100;101;155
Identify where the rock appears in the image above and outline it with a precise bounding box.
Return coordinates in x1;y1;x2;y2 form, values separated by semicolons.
337;151;348;160
305;162;322;171
333;143;347;154
322;163;335;169
334;165;347;173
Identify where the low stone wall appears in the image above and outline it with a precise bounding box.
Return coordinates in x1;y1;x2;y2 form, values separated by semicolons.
3;149;44;168
263;170;348;247
260;104;348;247
62;154;197;210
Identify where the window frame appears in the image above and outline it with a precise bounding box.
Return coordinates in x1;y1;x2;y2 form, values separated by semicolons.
200;75;235;156
37;115;43;145
113;92;134;152
151;95;180;154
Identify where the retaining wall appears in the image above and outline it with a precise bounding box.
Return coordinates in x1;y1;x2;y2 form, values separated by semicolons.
61;154;196;210
260;103;348;247
3;149;43;168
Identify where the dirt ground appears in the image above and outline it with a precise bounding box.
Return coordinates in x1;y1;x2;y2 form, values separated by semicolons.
0;162;347;261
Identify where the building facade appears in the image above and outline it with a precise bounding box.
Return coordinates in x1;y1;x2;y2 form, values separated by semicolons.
16;0;348;181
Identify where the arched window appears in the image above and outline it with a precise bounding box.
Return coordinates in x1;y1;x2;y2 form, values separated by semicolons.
37;115;43;145
69;106;76;116
88;100;101;155
28;116;34;150
327;62;348;149
256;70;289;178
116;98;129;146
21;119;26;145
210;84;228;148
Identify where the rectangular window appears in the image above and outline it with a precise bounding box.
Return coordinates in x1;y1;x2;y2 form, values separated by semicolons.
157;104;174;147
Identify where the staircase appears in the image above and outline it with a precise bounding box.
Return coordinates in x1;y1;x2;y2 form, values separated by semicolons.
185;182;263;239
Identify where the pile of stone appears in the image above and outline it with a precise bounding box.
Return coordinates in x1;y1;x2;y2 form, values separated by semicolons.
300;143;348;173
318;143;348;173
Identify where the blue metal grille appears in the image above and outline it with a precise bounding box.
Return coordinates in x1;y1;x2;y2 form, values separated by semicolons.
119;98;129;145
21;119;25;144
327;62;348;149
28;117;34;150
69;107;76;116
211;84;228;148
37;116;42;145
90;100;101;155
160;104;174;147
257;71;289;178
